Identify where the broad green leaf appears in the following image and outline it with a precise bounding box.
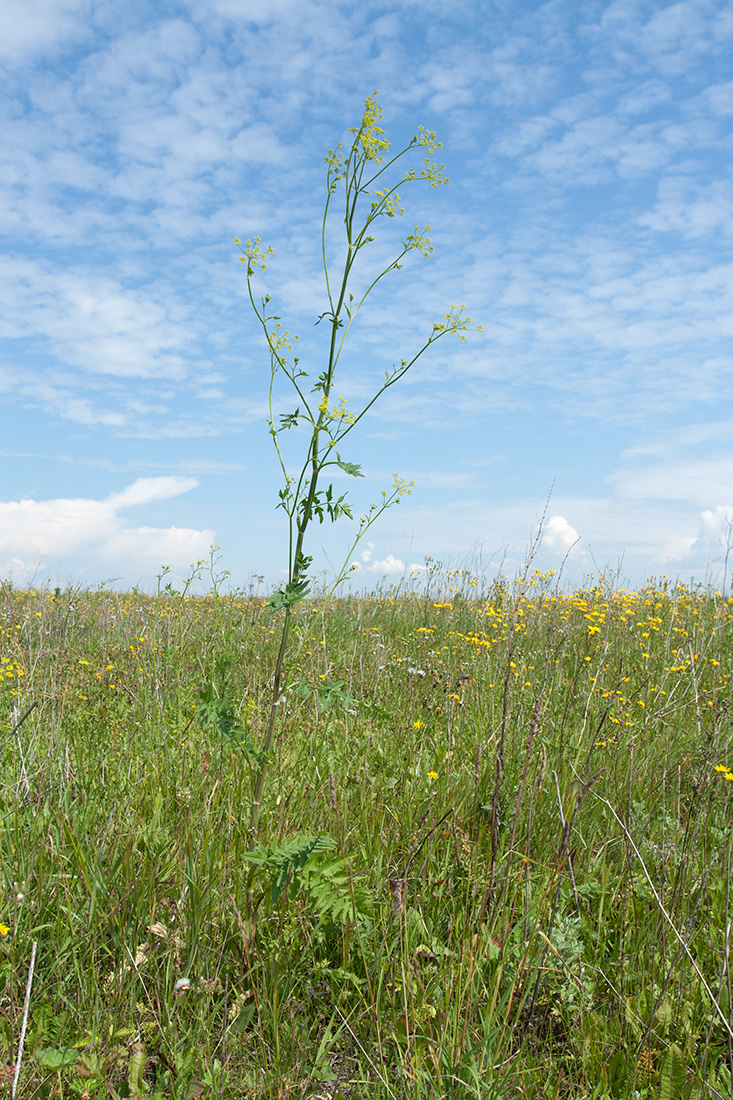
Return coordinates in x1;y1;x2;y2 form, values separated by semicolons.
229;1002;255;1035
128;1043;148;1099
660;1042;686;1100
607;1050;627;1094
37;1048;78;1070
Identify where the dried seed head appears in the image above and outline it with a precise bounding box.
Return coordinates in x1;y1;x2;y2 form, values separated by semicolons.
389;877;407;917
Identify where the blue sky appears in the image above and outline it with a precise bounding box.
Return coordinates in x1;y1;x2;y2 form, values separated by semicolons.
1;0;732;592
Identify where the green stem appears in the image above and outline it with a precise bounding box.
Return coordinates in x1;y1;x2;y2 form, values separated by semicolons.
241;95;476;840
249;605;293;835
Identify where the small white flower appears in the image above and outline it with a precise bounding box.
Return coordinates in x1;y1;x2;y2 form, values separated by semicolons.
174;977;192;995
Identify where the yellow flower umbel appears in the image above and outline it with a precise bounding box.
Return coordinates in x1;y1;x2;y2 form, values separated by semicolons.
391;473;415;500
351;91;391;163
432;304;482;343
234;235;274;277
317;394;356;425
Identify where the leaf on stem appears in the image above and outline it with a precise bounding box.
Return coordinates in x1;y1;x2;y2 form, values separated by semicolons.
336;457;364;478
266;577;310;611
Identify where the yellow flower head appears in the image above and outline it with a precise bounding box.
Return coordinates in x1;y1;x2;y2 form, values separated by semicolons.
351;91;391;163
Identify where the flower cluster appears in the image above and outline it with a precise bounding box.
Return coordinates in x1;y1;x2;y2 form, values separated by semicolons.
234;236;274;276
267;321;298;355
415;125;442;154
325;143;345;178
0;655;24;684
350;91;391;163
404;158;449;187
391;473;415;499
433;304;482;342
405;226;433;257
317;394;356;424
373;189;404;217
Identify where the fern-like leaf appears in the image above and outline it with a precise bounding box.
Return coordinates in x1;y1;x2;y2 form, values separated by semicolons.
301;855;372;925
242;835;336;904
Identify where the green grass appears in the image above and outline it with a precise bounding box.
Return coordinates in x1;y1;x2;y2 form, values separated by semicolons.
1;569;732;1099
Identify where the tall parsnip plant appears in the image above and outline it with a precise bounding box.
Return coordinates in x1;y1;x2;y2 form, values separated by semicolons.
236;92;480;834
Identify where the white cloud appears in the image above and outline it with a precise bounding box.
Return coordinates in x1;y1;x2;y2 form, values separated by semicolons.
0;0;90;65
350;543;406;575
608;455;733;505
0;476;213;585
0;258;195;380
704;80;733;116
677;503;733;563
621;418;733;457
107;476;199;508
659;505;733;589
617;79;672;117
364;553;405;575
186;0;307;23
592;0;728;78
639;175;733;239
544;514;580;551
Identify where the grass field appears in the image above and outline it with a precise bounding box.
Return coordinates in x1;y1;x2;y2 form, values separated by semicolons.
1;568;732;1099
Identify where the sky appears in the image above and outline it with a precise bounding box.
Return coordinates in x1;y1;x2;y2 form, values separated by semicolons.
1;0;732;594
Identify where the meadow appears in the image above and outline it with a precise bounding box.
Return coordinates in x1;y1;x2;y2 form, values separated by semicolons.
1;567;732;1100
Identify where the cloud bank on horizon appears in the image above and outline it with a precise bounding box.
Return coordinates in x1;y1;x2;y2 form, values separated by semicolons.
1;0;731;591
0;477;214;586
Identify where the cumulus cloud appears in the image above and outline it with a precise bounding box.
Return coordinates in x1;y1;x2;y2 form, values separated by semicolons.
543;515;580;551
350;542;406;575
0;476;213;586
695;504;733;562
365;553;405;575
663;504;733;573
